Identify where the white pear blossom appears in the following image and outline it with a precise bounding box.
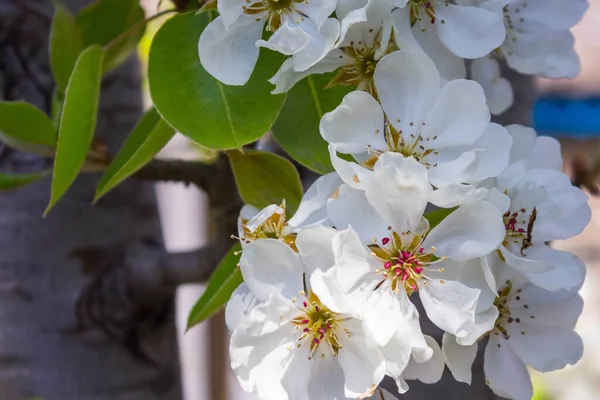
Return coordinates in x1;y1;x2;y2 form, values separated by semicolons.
269;0;397;94
442;267;584;400
500;0;588;78
470;0;588;114
476;128;590;292
316;226;444;393
198;0;337;85
320;50;512;191
230;227;388;399
501;124;563;178
326;183;505;342
236;172;342;248
390;0;507;63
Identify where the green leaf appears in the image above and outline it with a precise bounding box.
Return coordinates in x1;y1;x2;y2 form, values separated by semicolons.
49;1;83;92
74;0;145;73
0;170;50;191
46;45;104;216
148;12;285;149
95;108;176;201
424;207;458;229
0;102;57;148
101;19;145;73
187;243;243;330
272;74;353;174
228;150;303;214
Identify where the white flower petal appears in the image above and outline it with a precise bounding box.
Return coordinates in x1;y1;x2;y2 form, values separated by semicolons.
338;322;387;398
435;3;506;59
507;322;583;372
310;267;355;314
442;333;477;384
471;56;513;115
218;0;246;29
362;287;403;346
256;21;312;55
513;290;583;328
240;239;305;301
296;226;337;274
402;335;444;384
423;201;505;262
422;79;490;148
520;247;586;292
245;204;284;232
269;53;346;94
295;0;338;30
328;144;371;189
512;0;588;30
226;283;259;331
430;184;488;208
198;15;263;86
292;18;341;71
374;50;441;135
230;293;298;393
484;336;533;400
396;11;467;80
307;353;346;398
288;172;342;229
327;184;389;245
426;151;477;188
530;136;563;171
456;306;499;347
336;0;369;36
456;123;512;183
419;278;480;338
280;346;312;400
320;91;387;154
332;226;377;292
364;153;432;233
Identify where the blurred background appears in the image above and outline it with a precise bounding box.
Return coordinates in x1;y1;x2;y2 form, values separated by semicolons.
135;1;600;399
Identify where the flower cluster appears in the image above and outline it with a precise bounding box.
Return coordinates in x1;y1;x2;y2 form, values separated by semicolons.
203;1;592;399
199;0;588;114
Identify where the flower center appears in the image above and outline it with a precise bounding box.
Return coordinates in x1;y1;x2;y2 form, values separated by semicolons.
361;121;440;170
291;290;350;359
327;33;396;96
369;228;445;295
492;280;513;340
239;201;298;250
488;280;532;346
409;0;438;26
242;0;307;32
502;206;536;256
501;3;527;56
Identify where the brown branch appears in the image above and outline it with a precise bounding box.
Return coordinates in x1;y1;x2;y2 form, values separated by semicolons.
134;158;218;191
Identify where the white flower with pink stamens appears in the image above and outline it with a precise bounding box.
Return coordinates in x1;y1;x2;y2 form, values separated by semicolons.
229;226;390;399
326;182;505;345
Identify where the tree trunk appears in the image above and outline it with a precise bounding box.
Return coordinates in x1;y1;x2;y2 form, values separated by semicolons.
0;1;181;399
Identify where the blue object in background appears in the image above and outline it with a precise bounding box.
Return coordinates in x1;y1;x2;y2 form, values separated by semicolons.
534;97;600;138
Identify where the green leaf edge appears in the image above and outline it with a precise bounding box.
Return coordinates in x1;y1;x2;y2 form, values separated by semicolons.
0;170;50;191
45;45;104;216
228;150;304;215
186;243;243;330
94;109;175;202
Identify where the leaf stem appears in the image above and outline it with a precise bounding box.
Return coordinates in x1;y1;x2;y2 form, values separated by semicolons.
104;8;178;52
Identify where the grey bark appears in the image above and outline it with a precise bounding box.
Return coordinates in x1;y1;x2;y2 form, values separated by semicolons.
0;1;183;399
